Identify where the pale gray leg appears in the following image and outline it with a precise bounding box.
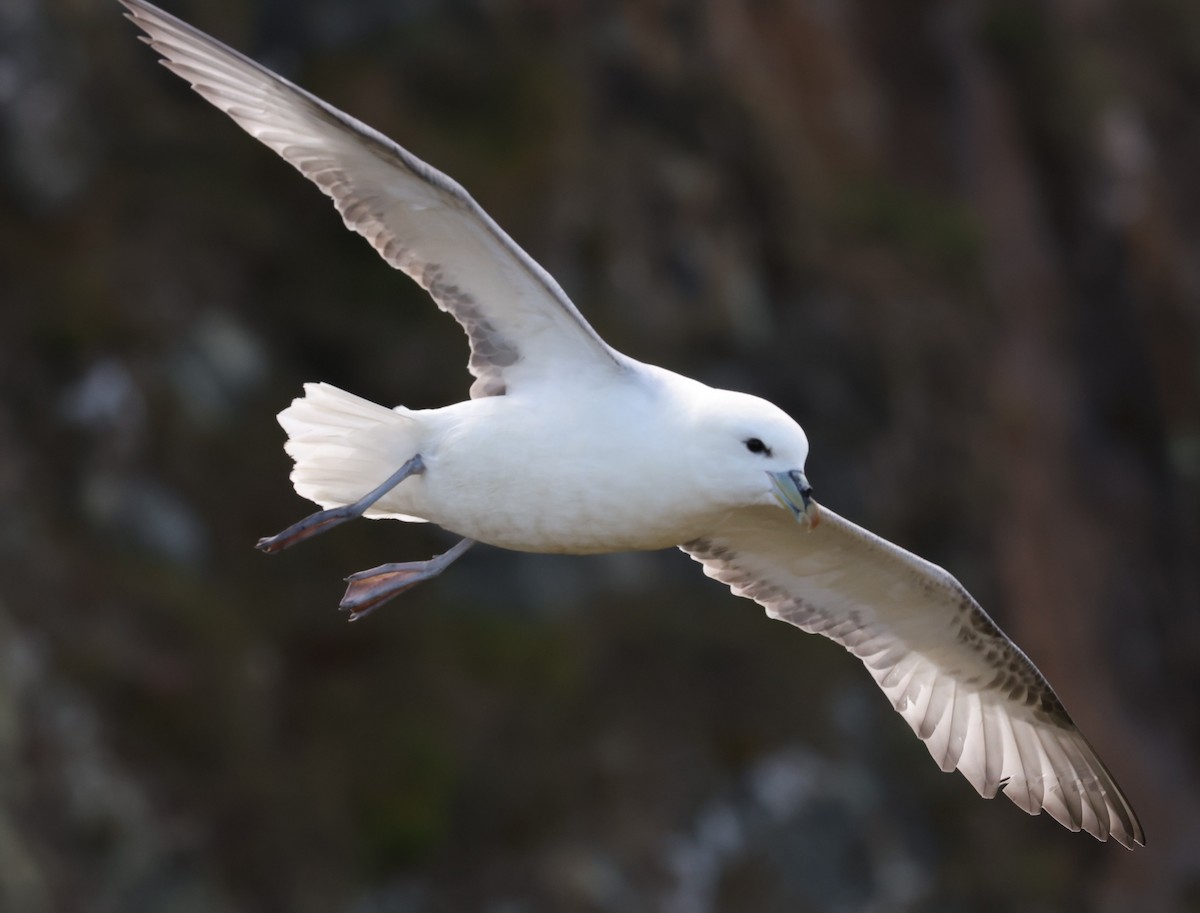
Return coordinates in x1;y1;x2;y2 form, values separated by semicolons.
256;455;425;553
340;538;475;622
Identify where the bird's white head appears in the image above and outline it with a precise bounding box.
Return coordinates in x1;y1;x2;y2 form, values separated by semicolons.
688;387;818;527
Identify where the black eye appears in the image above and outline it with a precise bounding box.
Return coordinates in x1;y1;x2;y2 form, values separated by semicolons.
744;437;771;456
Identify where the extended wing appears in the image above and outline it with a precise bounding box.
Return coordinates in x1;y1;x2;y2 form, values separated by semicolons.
682;504;1143;848
121;0;626;398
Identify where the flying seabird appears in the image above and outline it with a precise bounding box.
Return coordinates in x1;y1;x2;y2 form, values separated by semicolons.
120;0;1145;848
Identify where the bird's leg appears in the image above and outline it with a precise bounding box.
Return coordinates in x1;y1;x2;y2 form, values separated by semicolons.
339;538;475;621
256;455;425;553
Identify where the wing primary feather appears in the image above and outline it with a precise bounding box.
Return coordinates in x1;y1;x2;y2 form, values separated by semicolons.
921;682;960;772
1035;728;1084;831
980;700;1006;798
917;675;953;740
957;692;996;798
1004;717;1046;815
1055;732;1112;840
903;674;935;737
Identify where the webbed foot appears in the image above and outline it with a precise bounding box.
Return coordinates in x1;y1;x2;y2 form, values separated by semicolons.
256;454;424;552
339;538;475;621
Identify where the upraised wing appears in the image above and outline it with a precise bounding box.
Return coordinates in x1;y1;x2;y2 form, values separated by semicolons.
121;0;626;398
682;504;1144;848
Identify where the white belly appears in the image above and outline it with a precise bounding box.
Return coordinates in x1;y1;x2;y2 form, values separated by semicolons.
383;390;716;554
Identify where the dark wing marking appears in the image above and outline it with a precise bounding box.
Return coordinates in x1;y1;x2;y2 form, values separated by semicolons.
121;0;627;398
682;504;1144;848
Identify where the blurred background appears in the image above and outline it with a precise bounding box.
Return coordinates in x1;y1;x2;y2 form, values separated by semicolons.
1;0;1198;910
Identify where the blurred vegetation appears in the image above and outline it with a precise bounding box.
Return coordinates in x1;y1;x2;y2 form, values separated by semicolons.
1;0;1199;911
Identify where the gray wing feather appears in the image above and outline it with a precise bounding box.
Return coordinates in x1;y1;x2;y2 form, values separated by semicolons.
681;504;1144;848
121;0;625;398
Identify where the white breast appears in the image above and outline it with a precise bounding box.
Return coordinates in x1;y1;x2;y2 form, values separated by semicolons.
396;384;717;553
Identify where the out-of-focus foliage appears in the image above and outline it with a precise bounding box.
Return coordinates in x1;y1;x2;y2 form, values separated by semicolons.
1;0;1198;910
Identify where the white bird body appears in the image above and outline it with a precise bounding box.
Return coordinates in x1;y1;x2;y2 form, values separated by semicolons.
283;371;802;554
121;0;1145;848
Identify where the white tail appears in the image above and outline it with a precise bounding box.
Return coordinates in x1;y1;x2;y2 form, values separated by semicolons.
278;382;427;521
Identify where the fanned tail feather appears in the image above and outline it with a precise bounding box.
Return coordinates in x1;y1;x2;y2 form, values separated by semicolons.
279;382;426;521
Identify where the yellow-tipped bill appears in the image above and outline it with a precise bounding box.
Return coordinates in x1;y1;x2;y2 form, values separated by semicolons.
769;469;819;528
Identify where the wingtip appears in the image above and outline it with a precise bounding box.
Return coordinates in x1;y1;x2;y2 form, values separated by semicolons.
119;0;161;17
1100;818;1145;851
1123;814;1148;850
118;0;153;25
